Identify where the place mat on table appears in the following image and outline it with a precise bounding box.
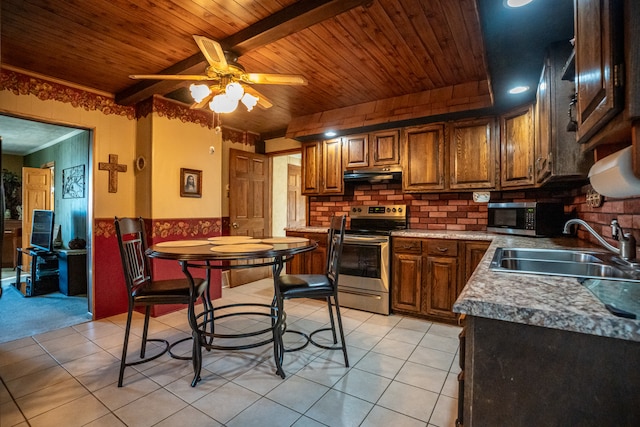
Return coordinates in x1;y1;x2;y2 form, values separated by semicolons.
210;243;274;253
208;236;260;245
156;240;210;247
261;237;309;244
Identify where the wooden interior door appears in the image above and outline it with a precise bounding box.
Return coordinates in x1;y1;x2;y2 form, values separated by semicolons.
287;164;305;228
21;167;53;270
228;149;271;287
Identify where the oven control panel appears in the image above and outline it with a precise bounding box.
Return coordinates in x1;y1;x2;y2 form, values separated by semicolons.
349;204;406;219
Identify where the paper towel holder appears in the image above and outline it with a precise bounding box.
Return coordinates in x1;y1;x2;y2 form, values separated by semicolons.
588;146;640;198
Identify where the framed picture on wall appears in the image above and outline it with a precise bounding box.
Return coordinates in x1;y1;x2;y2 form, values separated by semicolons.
62;165;85;199
180;168;202;198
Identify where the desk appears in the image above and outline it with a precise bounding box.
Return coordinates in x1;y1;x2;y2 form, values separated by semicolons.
146;237;318;386
3;220;22;268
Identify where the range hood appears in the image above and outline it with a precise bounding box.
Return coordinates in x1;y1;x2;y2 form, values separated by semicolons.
343;166;402;183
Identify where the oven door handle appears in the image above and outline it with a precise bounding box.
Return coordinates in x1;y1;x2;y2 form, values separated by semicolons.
338;289;383;300
343;238;387;245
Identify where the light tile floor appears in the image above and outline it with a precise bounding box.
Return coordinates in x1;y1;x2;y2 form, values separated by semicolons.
0;279;461;426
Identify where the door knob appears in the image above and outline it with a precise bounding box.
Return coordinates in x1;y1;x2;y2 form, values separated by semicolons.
232;222;239;229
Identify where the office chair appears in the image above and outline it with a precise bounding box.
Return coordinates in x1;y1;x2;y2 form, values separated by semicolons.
114;217;208;387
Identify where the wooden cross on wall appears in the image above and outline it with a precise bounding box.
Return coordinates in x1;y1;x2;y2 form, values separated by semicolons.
99;154;127;193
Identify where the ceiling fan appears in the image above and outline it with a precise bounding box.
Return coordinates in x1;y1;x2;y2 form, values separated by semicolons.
129;35;308;113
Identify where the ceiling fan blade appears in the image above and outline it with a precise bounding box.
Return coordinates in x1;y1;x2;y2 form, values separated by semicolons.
129;74;213;81
193;35;228;72
244;86;273;109
243;73;308;85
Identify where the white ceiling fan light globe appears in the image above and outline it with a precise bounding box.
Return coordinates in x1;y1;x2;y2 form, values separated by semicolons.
225;82;245;101
241;93;259;111
210;93;238;113
189;84;211;102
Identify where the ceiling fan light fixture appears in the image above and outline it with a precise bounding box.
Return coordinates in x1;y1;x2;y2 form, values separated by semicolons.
210;93;238;113
241;93;259;111
225;82;245;101
189;84;211;103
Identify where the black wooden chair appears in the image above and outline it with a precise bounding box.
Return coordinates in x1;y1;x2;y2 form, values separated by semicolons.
114;217;208;387
273;214;349;376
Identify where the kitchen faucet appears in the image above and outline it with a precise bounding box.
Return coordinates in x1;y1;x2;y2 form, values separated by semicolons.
563;218;637;260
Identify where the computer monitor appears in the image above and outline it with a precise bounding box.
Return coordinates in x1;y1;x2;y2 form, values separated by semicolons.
30;209;55;252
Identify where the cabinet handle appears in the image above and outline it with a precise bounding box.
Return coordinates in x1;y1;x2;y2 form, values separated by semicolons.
436;247;449;253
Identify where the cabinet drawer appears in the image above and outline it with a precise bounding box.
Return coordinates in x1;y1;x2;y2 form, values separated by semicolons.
392;238;422;253
425;240;458;256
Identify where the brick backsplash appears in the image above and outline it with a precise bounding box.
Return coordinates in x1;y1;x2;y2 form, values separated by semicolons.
307;182;640;252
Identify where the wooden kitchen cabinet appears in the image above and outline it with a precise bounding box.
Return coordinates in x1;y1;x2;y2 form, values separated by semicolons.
285;231;327;275
370;130;400;166
402;124;446;192
301;139;343;195
423;239;459;320
343;134;369;169
536;41;593;184
343;129;400;169
573;0;624;145
463;240;491;290
449;117;498;190
391;238;423;313
501;104;535;188
391;237;489;323
402;119;497;193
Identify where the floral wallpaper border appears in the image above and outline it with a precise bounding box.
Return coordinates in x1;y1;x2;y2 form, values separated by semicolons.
95;218;223;240
2;67;264;144
136;96;214;129
0;68;136;119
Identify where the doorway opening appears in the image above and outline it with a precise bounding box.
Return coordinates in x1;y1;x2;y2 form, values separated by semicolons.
0;114;92;343
271;152;305;236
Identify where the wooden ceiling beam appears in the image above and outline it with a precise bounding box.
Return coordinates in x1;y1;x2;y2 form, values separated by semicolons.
115;0;371;106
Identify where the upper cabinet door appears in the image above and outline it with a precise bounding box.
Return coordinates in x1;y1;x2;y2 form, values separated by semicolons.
501;105;535;188
301;141;322;195
343;134;369;169
449;118;497;190
402;124;446;192
574;0;624;144
321;138;343;194
371;130;400;166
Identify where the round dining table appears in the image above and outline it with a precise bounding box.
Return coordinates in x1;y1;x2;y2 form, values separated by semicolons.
146;236;318;386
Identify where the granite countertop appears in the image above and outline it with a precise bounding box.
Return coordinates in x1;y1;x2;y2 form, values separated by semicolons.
457;237;640;343
393;229;640;342
289;227;640;341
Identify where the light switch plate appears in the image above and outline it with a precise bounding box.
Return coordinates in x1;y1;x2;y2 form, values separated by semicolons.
473;191;490;203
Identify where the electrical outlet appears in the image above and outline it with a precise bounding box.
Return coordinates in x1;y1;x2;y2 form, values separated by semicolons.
473;191;490;203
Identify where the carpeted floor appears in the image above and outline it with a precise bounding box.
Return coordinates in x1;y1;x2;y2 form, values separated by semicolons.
0;273;90;343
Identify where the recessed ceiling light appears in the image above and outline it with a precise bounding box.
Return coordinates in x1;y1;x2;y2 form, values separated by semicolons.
324;131;337;137
508;85;530;94
505;0;534;7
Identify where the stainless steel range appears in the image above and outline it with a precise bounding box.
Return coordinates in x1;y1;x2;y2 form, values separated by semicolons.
338;204;407;315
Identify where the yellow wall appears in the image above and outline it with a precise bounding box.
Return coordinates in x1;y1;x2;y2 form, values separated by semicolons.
0;89;137;219
151;114;223;218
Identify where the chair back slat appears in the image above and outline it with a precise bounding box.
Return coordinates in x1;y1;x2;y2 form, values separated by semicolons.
115;217;152;292
326;215;346;284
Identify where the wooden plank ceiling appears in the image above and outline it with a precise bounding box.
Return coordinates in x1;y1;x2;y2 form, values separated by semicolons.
1;0;573;138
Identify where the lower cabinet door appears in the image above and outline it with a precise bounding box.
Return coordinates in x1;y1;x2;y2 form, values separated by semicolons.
423;255;458;320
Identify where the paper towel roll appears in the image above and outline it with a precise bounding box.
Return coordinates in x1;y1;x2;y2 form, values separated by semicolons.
588;146;640;198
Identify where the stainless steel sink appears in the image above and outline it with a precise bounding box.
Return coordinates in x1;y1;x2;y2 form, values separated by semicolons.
489;247;640;282
498;248;604;263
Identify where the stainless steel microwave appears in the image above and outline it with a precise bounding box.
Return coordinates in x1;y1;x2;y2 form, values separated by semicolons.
487;202;565;237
